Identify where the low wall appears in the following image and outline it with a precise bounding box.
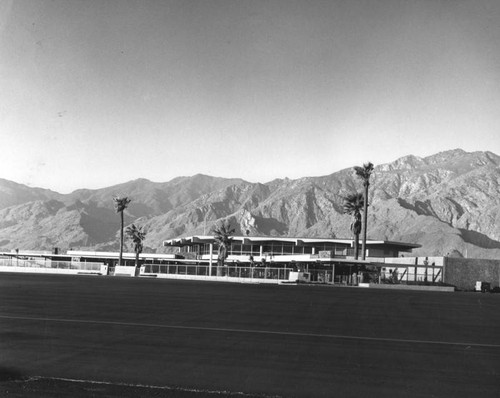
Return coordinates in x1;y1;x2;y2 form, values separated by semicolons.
444;258;500;290
114;266;138;277
0;265;106;275
140;273;284;284
383;256;444;266
358;283;455;292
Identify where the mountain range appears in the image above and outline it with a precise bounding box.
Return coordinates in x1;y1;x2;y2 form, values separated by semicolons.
1;148;500;259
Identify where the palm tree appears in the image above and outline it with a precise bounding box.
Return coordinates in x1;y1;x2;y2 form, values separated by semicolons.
212;220;235;275
113;196;131;266
126;224;146;267
354;162;374;260
343;193;364;260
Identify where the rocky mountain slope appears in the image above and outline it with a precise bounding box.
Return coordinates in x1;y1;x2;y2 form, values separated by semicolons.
1;149;500;258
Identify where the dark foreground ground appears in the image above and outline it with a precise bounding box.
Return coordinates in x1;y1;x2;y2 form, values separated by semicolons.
0;273;499;397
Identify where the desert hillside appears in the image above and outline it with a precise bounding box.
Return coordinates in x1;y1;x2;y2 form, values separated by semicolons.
1;149;499;258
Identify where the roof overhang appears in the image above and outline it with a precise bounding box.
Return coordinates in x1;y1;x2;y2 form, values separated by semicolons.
163;235;420;251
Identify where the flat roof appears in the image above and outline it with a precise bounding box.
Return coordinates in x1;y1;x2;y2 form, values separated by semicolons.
163;235;421;249
67;250;177;260
0;251;71;259
0;250;177;261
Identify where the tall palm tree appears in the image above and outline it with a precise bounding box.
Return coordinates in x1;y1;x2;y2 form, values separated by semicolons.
113;196;131;266
343;193;364;260
354;162;374;260
212;220;235;275
126;224;146;267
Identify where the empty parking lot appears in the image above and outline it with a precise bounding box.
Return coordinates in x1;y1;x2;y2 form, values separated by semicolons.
1;273;499;397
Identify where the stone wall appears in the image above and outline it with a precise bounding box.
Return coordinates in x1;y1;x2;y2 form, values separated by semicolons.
444;258;500;290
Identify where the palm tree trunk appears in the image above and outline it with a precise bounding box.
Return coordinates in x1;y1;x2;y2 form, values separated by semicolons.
135;250;139;267
119;210;124;266
217;257;223;276
361;184;369;260
354;234;359;260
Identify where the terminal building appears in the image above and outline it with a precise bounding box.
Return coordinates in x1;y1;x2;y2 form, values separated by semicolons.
162;235;419;260
1;236;421;282
160;235;422;284
1;235;499;291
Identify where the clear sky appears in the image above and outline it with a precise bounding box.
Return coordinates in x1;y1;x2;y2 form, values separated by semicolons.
1;0;499;193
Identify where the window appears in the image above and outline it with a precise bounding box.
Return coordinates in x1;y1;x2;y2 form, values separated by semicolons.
302;246;313;254
335;246;346;256
282;244;293;254
230;244;242;255
241;245;252;255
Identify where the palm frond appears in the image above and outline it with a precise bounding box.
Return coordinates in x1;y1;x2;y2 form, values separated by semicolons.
125;223;146;254
354;162;374;182
212;220;235;263
342;193;364;215
113;196;132;213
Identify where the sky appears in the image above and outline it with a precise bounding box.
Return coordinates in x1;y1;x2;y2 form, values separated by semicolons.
1;0;499;193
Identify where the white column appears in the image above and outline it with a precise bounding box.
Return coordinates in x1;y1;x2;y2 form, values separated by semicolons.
208;243;213;277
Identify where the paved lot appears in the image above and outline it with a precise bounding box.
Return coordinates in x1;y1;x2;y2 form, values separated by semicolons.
0;273;499;397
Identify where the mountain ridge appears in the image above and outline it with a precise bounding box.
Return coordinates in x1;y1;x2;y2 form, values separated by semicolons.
1;149;500;259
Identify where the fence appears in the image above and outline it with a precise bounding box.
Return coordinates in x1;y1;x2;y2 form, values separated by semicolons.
141;264;292;281
0;258;106;273
140;264;382;285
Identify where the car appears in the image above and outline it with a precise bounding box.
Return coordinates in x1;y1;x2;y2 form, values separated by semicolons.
475;281;491;293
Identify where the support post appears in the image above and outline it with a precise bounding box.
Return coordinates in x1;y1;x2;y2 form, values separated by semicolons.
209;243;213;277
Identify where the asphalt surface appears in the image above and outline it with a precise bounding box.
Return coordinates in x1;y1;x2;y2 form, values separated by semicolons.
0;273;499;397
